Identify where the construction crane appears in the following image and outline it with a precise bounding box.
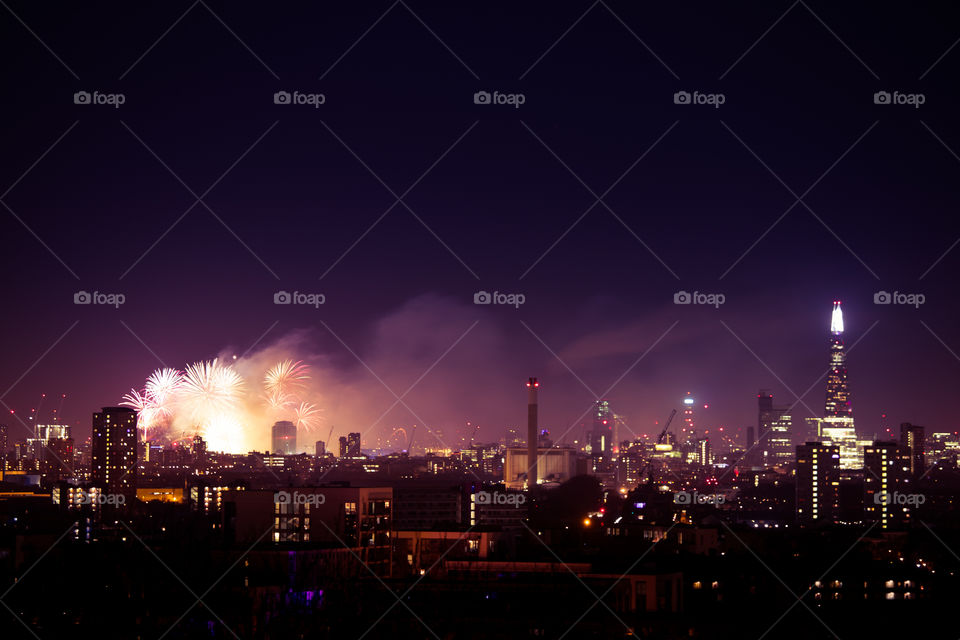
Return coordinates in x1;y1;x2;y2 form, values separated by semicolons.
325;425;335;454
641;409;677;486
657;409;677;444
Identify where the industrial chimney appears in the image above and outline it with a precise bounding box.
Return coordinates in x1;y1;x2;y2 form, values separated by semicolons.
526;377;539;489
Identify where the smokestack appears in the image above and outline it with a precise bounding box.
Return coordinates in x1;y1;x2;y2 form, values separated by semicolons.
527;377;539;489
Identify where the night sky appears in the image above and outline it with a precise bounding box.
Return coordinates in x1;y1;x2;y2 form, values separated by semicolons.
2;2;959;449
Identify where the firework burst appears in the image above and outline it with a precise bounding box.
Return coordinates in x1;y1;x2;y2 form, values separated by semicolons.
264;360;310;397
180;359;245;419
120;388;163;438
294;401;322;432
145;367;183;408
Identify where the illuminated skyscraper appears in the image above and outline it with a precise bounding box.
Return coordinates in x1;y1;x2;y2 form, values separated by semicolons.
271;420;297;455
681;392;695;441
590;400;613;458
900;423;925;478
825;301;852;418
818;302;859;468
91;407;138;501
347;432;362;457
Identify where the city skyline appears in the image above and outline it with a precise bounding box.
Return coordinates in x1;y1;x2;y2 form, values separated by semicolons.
2;4;960;638
2;297;953;451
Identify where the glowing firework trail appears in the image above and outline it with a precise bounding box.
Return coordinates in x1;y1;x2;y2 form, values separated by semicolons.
145;368;183;409
263;390;295;411
294;401;322;432
180;359;245;419
120;389;162;437
264;360;310;397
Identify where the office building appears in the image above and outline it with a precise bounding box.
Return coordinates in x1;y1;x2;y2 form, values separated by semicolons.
271;420;297;455
900;423;925;478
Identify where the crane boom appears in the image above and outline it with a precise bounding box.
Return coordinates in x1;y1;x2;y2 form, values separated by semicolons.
658;409;677;443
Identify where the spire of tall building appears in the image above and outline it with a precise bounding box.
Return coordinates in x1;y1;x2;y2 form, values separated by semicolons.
830;300;844;335
825;301;852;418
